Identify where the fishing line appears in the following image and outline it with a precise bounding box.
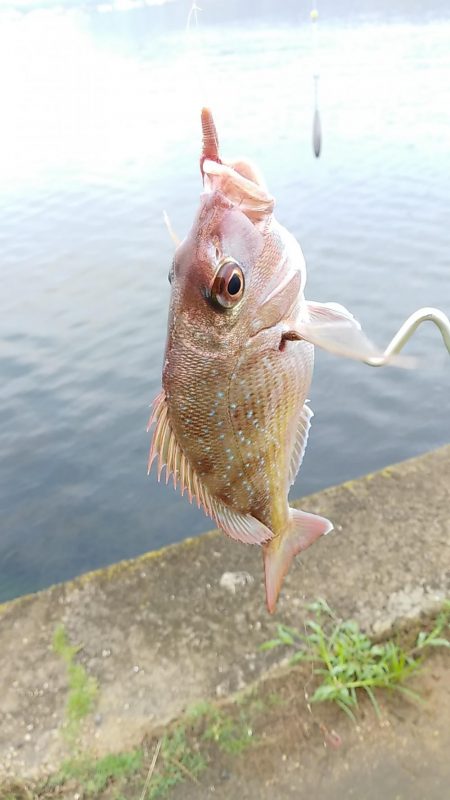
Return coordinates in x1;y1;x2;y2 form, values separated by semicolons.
185;1;211;114
185;2;221;177
161;3;207;252
310;2;322;157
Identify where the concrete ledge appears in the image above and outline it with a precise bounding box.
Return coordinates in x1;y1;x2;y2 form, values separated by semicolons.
1;446;449;778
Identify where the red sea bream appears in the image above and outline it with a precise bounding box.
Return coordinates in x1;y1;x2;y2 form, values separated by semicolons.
149;108;388;612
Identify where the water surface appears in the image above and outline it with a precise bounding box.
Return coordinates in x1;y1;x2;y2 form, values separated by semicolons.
1;0;449;601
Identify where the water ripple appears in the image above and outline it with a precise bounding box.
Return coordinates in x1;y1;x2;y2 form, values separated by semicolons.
1;1;450;601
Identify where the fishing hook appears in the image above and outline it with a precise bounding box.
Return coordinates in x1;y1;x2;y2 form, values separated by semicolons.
364;307;450;367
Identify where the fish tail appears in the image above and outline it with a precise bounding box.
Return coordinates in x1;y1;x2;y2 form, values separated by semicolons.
263;509;333;614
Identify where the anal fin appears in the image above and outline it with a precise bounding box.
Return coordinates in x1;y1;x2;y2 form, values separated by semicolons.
214;503;272;545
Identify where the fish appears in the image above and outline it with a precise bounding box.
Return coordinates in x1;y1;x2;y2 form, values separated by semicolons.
148;108;394;613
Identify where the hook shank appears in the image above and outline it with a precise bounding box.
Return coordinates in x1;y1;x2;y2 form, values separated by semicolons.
365;307;450;367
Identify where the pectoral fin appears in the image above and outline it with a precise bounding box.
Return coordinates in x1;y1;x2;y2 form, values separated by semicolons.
285;301;410;366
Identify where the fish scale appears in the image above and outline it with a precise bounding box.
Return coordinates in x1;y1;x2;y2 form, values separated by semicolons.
228;339;312;523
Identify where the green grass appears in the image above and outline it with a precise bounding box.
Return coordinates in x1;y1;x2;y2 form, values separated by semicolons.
1;793;29;800
52;624;98;739
261;598;450;720
0;781;32;800
29;700;255;800
146;725;206;799
144;701;257;799
52;750;143;796
201;707;254;755
39;724;206;800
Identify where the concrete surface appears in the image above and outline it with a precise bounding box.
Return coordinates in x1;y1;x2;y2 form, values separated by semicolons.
0;445;449;779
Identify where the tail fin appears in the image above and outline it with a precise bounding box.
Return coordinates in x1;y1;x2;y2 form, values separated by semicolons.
263;509;333;613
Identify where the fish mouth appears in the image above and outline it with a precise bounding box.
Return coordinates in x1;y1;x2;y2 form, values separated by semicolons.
200;107;274;223
202;159;274;223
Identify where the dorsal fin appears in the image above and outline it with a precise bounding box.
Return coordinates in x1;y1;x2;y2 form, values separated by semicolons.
147;392;273;546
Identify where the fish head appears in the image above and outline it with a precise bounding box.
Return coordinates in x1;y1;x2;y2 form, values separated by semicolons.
167;190;265;346
165;109;306;356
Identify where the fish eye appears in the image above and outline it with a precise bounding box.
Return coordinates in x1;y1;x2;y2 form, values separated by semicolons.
210;258;245;309
227;273;241;295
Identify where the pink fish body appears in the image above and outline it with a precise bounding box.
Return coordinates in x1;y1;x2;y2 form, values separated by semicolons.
149;109;389;612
